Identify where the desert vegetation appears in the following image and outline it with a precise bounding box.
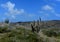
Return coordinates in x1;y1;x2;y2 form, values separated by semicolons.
0;18;60;42
0;26;41;42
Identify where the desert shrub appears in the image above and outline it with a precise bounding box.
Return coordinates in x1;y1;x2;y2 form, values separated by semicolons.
25;33;38;42
0;26;10;33
0;27;44;42
45;30;53;37
57;32;60;36
0;27;3;33
42;30;58;37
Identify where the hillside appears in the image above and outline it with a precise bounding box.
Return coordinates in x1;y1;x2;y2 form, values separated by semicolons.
0;20;60;42
14;20;60;29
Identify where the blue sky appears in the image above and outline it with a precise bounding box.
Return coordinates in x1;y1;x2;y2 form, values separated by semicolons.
0;0;60;22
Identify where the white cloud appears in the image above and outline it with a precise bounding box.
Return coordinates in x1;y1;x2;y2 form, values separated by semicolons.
1;1;24;19
28;14;36;17
38;11;44;13
45;14;50;16
41;5;55;13
42;5;53;11
41;5;55;14
55;14;60;17
39;5;59;19
56;0;60;1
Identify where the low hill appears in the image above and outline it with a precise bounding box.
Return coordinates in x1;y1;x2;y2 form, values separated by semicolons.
15;20;60;29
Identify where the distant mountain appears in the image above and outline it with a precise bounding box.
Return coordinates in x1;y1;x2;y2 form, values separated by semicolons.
0;20;60;29
41;20;60;28
15;20;60;29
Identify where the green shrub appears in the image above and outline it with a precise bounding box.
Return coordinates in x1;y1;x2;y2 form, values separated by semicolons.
42;30;58;37
0;27;44;42
0;26;10;33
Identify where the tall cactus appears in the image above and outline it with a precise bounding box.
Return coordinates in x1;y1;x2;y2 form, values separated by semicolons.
39;17;41;22
31;24;35;32
31;17;42;33
39;17;41;29
37;20;39;25
33;20;35;26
